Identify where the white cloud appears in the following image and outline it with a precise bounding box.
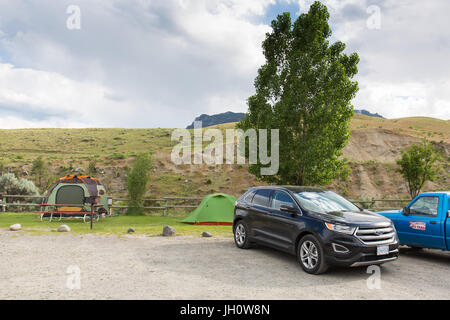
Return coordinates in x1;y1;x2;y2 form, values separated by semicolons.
354;81;450;119
0;0;449;130
0;0;272;128
0;63;139;128
306;0;450;120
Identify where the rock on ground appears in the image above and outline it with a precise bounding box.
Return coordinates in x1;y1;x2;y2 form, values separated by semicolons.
127;227;135;233
0;232;450;300
162;225;176;237
202;232;212;238
9;224;21;231
57;225;71;232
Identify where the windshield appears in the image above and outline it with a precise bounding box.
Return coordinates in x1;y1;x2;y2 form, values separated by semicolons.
293;191;360;214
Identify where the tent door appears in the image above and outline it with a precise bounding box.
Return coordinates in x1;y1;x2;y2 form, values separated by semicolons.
56;185;85;205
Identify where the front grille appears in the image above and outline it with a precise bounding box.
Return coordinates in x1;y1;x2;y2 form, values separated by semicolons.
355;224;396;246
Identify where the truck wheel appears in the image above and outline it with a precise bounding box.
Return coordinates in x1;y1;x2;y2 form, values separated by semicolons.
297;235;328;275
234;221;252;249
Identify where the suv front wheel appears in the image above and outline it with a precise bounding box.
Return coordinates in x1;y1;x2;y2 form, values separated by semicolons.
297;235;328;274
234;221;252;249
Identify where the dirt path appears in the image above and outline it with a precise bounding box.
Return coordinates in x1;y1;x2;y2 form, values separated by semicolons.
0;231;448;300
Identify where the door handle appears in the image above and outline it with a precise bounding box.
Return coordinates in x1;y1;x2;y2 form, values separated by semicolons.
429;221;436;225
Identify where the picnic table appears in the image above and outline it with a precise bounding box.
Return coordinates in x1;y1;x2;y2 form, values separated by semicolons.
35;203;104;230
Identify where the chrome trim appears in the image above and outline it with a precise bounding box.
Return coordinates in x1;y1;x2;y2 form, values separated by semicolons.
356;227;393;234
332;243;350;253
357;232;396;241
355;225;396;246
350;250;399;267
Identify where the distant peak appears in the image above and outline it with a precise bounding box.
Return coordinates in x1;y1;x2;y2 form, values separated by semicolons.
354;109;384;119
186;111;245;129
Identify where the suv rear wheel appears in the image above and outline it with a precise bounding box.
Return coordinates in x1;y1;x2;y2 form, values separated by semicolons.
234;221;252;249
297;235;328;274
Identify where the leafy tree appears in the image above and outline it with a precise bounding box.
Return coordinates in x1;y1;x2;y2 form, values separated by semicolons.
238;2;359;186
397;139;440;199
127;153;153;215
31;156;47;187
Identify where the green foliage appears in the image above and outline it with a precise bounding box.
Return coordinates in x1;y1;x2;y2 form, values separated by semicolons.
31;156;47;187
127;153;153;215
109;153;125;160
0;213;232;236
397;139;440;199
88;158;97;176
237;2;359;186
0;173;39;196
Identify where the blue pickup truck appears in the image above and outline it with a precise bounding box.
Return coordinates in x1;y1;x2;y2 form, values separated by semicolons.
378;192;450;250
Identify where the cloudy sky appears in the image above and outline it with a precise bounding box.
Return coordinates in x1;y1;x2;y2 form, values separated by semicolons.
0;0;449;128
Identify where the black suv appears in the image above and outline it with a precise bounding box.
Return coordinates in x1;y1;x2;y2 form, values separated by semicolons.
233;186;399;274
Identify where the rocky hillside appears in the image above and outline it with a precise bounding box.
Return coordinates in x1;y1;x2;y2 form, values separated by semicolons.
186;111;245;129
354;109;384;118
187;109;384;130
0;114;448;202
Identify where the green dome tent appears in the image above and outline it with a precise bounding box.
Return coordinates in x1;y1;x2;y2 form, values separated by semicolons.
182;193;237;225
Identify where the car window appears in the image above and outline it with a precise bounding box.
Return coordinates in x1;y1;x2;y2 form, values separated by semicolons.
244;191;255;203
252;189;271;207
271;191;294;210
293;191;360;214
409;196;439;217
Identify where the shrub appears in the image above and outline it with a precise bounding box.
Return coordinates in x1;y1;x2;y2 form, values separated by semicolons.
109;153;125;160
87;158;97;176
31;156;47;186
127;153;153;215
0;173;39;196
0;173;39;210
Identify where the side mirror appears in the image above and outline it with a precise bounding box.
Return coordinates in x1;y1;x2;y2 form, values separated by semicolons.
403;207;410;215
280;204;297;214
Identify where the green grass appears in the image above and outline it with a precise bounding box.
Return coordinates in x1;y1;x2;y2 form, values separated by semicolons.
0;212;233;237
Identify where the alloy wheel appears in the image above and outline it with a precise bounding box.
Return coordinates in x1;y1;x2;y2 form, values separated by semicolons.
300;240;319;270
235;224;246;246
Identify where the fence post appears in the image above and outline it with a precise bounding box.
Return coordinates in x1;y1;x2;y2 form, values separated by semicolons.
163;198;168;216
2;193;6;212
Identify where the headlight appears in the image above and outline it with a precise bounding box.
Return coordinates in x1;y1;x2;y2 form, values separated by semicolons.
325;222;356;235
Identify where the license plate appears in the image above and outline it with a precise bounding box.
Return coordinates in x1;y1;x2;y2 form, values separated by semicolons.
377;245;389;256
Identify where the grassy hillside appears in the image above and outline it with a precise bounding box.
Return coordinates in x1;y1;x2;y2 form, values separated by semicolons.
0;115;448;203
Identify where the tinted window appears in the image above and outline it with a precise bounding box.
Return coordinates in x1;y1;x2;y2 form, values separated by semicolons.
252;189;271;207
409;196;439;217
271;191;295;210
244;191;255;203
293;191;360;214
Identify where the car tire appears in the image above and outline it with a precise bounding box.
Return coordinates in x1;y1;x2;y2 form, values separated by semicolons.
234;221;252;249
297;235;329;275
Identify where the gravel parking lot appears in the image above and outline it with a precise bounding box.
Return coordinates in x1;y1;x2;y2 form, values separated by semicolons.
0;231;448;300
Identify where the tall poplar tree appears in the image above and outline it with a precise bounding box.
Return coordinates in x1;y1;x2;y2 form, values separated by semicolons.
238;2;359;185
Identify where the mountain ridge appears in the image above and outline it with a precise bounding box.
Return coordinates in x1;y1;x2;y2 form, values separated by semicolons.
187;109;384;128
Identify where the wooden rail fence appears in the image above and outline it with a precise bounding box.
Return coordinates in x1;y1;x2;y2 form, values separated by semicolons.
0;193;203;216
0;193;411;215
